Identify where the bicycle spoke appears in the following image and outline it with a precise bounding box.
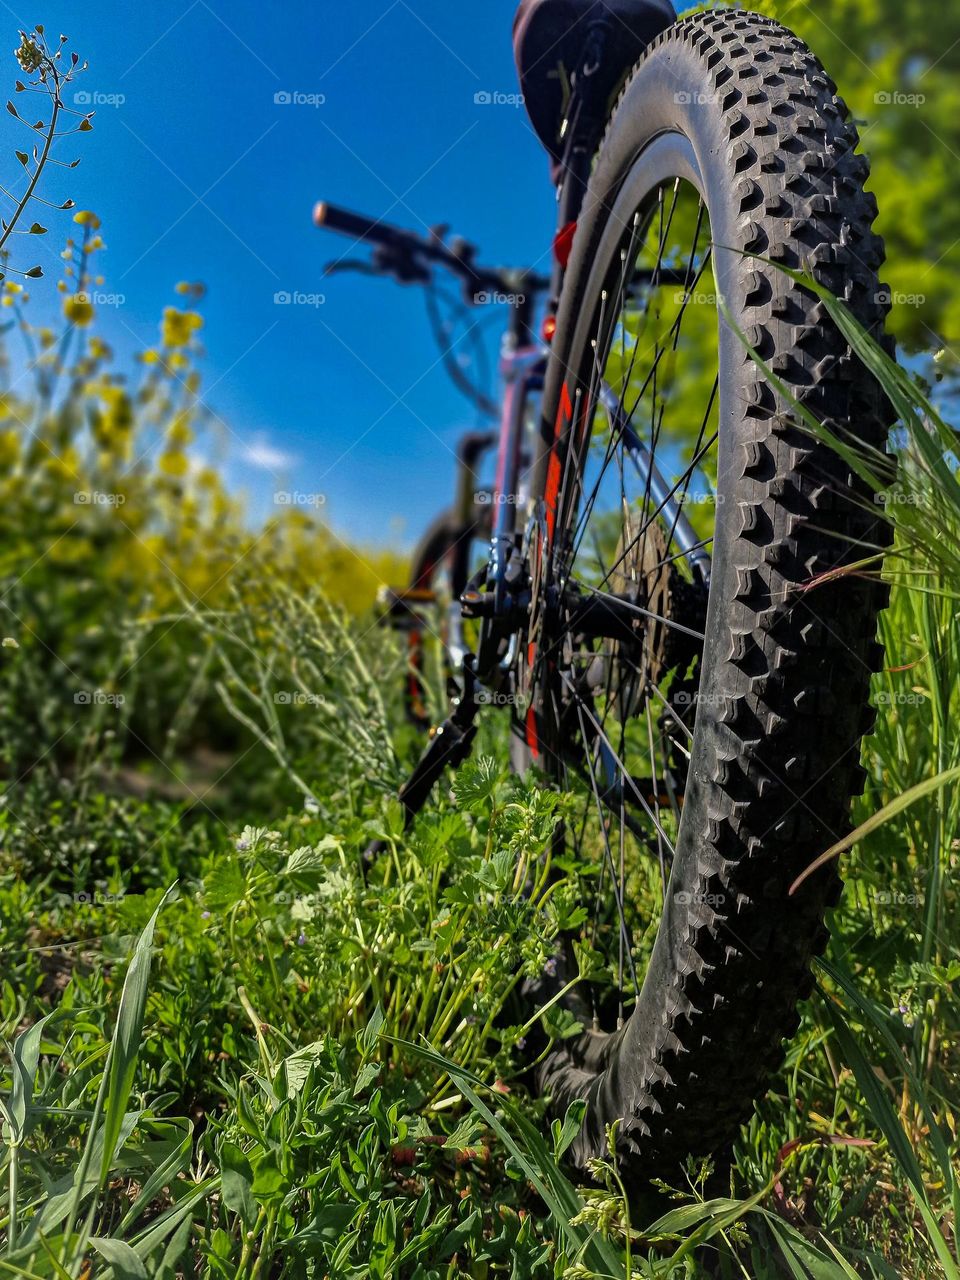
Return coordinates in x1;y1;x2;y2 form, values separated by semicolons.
524;174;721;1038
576;700;641;1009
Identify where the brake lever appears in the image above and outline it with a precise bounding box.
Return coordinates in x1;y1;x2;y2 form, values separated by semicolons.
372;244;431;285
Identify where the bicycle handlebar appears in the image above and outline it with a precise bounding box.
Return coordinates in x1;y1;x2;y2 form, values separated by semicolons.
313;200;549;301
314;201;419;250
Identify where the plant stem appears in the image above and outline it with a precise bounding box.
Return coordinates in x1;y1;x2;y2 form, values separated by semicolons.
0;63;60;257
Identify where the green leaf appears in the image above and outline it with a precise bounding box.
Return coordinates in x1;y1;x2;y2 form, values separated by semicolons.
444;1112;483;1153
202;858;245;912
451;756;503;813
8;1011;56;1140
280;1040;326;1096
762;1210;901;1280
820;957;957;1198
88;888;176;1195
391;1035;625;1278
353;1060;379;1096
792;765;960;893
644;1197;747;1239
283;837;339;880
251;1151;285;1202
219;1142;255;1224
551;1098;586;1160
153;1214;193;1280
360;1003;385;1056
827;1010;920;1186
116;1120;194;1235
438;1207;481;1262
89;1237;150;1280
15;149;27;165
127;1179;216;1261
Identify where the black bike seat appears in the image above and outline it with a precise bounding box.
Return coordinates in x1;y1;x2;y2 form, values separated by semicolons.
513;0;675;171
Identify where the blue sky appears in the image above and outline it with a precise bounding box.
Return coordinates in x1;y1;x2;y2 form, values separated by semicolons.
2;1;687;547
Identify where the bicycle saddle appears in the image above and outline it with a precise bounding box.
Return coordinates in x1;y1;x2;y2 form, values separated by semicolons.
513;0;675;169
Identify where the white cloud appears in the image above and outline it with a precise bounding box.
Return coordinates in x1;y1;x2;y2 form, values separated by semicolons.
240;434;298;472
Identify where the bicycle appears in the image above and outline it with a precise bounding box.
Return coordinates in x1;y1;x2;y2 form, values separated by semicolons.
315;0;891;1192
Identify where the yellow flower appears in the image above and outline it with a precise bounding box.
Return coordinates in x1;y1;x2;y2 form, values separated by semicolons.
4;281;22;294
161;307;203;348
159;448;189;478
63;294;94;327
43;447;79;482
73;210;102;230
0;428;19;470
167;413;193;448
102;384;133;433
15;34;43;73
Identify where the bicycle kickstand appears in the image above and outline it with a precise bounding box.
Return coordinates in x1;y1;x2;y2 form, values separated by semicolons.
364;656;483;859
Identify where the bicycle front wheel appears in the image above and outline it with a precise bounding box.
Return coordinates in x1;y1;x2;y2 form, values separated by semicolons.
519;10;891;1187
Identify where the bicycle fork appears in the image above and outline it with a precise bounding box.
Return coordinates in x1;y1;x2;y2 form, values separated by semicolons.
365;655;484;858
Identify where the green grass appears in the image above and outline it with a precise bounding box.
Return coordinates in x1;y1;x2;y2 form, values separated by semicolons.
1;288;959;1276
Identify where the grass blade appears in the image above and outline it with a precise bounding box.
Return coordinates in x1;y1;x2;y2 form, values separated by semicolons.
388;1035;625;1278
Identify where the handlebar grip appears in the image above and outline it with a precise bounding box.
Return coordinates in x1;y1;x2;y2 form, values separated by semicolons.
313;201;407;248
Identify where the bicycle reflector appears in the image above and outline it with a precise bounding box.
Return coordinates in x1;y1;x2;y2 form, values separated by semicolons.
553;220;577;268
542;313;557;342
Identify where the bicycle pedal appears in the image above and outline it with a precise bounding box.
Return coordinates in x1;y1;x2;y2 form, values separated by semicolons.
460;587;496;619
